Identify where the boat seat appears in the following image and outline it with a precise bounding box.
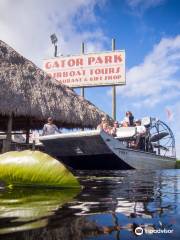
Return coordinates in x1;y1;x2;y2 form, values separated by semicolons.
115;127;137;140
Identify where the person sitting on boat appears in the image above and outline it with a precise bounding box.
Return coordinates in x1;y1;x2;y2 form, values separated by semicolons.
97;117;112;134
135;119;146;135
121;111;134;127
121;112;129;127
128;111;134;126
111;121;119;136
42;117;61;135
97;117;107;130
102;122;112;134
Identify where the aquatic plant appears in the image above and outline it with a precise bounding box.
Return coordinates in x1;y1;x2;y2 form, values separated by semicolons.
0;150;80;188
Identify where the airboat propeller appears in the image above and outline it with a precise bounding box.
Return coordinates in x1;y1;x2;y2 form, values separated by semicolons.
148;118;175;157
150;132;169;142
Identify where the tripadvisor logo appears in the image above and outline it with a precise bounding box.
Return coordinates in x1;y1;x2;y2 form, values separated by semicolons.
134;227;143;236
134;226;174;235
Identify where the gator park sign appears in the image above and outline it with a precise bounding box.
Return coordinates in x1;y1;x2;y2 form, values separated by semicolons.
43;50;125;88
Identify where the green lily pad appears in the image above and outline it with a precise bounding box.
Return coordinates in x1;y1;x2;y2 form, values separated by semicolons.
0;150;80;188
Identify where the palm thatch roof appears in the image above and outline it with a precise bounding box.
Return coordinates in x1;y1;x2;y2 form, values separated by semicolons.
0;40;111;130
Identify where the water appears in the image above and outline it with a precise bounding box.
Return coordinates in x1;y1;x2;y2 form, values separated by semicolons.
0;169;180;240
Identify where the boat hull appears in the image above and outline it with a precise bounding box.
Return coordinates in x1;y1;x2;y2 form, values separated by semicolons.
39;130;176;170
59;153;133;170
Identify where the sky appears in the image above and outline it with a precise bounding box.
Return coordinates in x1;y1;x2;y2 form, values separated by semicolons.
0;0;180;157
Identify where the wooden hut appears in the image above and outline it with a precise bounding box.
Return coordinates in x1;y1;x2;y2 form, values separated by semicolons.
0;40;111;151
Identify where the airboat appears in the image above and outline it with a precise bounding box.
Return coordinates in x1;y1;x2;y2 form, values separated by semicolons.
38;117;176;170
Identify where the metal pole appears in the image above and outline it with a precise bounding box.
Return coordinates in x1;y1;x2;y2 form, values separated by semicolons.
112;38;116;120
54;44;57;57
81;86;84;97
81;42;85;98
112;86;116;120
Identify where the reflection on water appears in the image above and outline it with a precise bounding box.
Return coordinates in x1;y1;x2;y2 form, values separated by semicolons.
0;169;180;240
0;188;80;234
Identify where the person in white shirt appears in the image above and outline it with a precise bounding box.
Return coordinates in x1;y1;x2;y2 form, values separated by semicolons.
42;117;61;135
135;120;146;150
136;120;146;135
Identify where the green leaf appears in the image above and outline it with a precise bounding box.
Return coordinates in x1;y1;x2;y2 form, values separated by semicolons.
0;150;80;188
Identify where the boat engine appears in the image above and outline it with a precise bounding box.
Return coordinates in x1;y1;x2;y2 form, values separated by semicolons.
142;117;176;158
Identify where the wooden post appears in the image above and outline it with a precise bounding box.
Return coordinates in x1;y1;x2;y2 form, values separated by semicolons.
112;38;116;120
26;129;30;144
2;114;13;153
26;118;30;144
32;140;36;151
6;113;13;151
81;42;85;98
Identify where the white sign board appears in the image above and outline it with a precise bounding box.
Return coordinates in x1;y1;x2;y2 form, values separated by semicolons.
43;50;125;88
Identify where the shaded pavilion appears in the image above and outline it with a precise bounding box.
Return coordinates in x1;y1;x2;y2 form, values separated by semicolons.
0;40;111;150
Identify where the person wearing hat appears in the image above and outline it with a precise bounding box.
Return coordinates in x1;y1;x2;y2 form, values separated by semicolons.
42;117;61;135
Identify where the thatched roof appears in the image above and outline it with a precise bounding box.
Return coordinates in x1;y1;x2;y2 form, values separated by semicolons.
0;40;111;130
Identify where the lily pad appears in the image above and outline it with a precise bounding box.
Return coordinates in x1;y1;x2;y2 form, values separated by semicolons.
0;150;80;188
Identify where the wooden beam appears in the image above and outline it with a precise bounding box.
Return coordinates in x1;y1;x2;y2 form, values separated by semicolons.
26;118;30;144
2;113;13;153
